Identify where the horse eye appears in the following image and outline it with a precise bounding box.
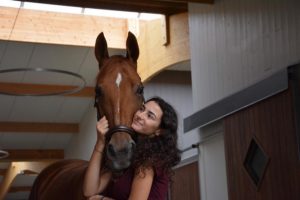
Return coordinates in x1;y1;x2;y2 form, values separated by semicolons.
95;86;103;97
136;85;144;95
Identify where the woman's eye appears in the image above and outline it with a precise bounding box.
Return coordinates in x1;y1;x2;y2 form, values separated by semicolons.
145;111;155;119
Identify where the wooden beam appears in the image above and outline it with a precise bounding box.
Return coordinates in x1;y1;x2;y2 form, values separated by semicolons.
0;169;7;176
0;122;78;133
9;186;32;193
1;150;64;161
138;13;190;82
158;0;214;3
0;82;94;97
0;161;56;199
21;169;39;175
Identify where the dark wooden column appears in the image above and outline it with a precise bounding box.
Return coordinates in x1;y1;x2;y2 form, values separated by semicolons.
170;161;200;200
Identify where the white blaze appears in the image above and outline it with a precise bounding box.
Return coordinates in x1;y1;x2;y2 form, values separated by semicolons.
115;72;122;124
116;73;122;88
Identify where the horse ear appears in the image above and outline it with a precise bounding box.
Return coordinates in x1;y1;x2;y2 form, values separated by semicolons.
126;32;139;64
95;32;109;69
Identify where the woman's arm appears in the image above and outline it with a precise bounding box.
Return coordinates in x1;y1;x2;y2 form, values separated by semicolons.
88;194;114;200
83;116;111;197
128;167;155;200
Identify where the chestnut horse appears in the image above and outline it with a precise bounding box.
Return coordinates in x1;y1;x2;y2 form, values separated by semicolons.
29;32;144;200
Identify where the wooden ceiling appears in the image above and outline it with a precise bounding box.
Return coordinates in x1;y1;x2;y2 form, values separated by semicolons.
22;0;214;15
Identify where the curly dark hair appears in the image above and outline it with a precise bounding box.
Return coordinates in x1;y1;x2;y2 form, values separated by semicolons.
131;97;181;179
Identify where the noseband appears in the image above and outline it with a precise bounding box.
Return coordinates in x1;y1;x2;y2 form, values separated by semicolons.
106;125;136;139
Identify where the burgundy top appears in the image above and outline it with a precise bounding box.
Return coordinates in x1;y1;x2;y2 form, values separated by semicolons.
102;167;168;200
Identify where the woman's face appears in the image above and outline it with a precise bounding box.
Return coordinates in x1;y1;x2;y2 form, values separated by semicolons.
131;101;163;136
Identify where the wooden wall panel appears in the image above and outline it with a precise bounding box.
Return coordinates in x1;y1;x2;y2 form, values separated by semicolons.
224;87;300;200
170;161;200;200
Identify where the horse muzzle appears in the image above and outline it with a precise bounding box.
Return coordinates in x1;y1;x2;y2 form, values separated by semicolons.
105;125;136;171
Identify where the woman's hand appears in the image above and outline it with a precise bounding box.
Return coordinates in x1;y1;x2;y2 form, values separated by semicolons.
94;116;109;155
88;195;114;200
96;116;109;141
88;195;102;200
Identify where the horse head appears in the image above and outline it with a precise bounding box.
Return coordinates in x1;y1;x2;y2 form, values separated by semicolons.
28;32;144;200
94;32;144;171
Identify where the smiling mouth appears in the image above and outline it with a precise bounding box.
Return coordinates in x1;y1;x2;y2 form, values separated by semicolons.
133;119;143;126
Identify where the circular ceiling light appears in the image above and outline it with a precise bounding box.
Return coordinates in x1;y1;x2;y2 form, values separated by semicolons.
0;68;86;96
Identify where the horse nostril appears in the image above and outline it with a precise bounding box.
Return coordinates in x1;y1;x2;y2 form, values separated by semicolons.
130;141;136;150
108;144;116;157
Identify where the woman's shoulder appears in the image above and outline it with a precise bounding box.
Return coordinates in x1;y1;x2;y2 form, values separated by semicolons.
153;166;166;176
132;165;167;180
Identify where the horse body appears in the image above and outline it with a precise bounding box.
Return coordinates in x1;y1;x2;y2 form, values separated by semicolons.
29;32;143;200
29;160;88;200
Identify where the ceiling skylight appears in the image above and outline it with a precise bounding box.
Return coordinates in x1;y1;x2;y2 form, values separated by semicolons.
0;0;162;20
0;0;21;8
84;8;139;19
23;2;82;14
139;13;163;21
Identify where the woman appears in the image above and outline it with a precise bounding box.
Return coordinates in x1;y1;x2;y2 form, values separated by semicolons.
83;97;181;200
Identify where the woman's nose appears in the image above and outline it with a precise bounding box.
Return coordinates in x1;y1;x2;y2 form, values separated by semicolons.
136;111;145;120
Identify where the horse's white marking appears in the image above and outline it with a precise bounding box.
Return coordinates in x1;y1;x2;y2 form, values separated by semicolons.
115;72;122;124
116;73;122;88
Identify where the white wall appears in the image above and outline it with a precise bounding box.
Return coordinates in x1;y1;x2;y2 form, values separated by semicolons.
188;0;300;199
65;102;97;160
199;133;228;200
144;71;199;160
189;0;300;110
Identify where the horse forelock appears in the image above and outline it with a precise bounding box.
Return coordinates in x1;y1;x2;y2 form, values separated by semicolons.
104;55;137;69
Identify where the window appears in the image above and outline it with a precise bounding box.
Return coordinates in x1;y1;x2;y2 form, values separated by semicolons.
244;138;269;188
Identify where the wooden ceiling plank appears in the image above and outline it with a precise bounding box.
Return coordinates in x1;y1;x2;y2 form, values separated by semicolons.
0;122;78;133
0;150;64;161
0;7;127;48
22;169;39;175
9;186;32;193
0;82;94;97
138;13;190;82
0;169;7;176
